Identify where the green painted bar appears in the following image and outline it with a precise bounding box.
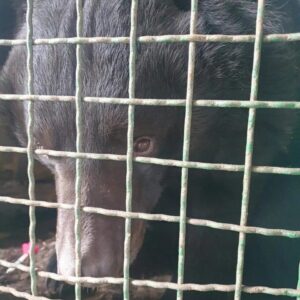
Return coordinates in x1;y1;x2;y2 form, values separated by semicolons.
234;1;265;299
298;261;300;300
298;262;300;300
176;0;198;299
0;31;300;47
123;0;139;299
74;0;84;299
1;258;300;298
25;0;37;296
1;145;300;175
1;195;300;239
2;93;300;110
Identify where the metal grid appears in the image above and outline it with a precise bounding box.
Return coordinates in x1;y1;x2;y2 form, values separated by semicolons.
0;0;300;299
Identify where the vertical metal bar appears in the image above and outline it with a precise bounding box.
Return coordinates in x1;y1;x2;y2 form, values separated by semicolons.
176;1;198;300
297;262;300;300
123;0;139;299
26;0;37;296
75;0;84;299
234;1;265;299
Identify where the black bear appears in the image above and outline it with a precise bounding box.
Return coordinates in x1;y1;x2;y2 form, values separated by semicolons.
0;0;300;299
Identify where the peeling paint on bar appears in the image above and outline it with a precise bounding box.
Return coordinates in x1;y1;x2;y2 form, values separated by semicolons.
234;1;265;299
74;0;84;299
1;196;300;238
1;260;300;298
2;94;300;109
0;32;300;46
176;0;198;299
0;146;300;175
123;1;139;299
25;0;38;296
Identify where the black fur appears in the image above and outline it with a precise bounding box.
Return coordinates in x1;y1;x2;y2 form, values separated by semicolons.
1;1;300;299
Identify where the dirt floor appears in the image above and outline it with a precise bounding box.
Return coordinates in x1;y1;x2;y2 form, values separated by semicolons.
0;153;58;299
0;236;56;299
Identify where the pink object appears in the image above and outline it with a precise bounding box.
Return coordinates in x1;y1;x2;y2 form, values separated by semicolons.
6;242;40;274
22;243;39;255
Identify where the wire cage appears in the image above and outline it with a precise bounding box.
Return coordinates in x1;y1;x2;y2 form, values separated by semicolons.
0;0;300;299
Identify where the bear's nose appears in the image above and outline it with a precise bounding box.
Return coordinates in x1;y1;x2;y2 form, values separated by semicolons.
80;251;120;278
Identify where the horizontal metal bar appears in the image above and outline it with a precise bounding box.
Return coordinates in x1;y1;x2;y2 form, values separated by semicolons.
0;37;129;46
0;260;299;297
0;285;55;300
0;196;299;238
0;94;300;109
0;146;299;175
85;98;300;109
0;32;300;47
139;33;300;43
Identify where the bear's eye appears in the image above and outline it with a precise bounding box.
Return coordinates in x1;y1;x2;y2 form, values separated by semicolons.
133;137;154;155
